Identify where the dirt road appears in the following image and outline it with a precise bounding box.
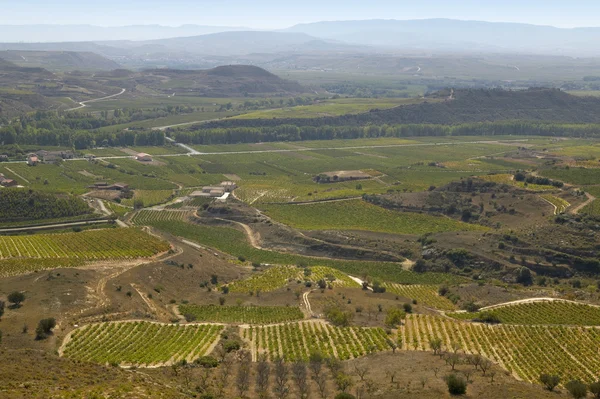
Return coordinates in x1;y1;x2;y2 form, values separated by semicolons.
66;88;126;111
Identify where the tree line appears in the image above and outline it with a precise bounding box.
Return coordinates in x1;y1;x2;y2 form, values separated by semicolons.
171;121;600;145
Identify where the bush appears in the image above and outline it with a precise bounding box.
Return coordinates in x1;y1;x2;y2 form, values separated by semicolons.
334;394;356;399
589;380;600;398
35;318;56;340
540;374;560;391
385;307;406;328
403;303;413;313
445;374;467;395
7;291;25;307
222;340;241;353
566;380;588;399
195;356;219;368
474;311;501;324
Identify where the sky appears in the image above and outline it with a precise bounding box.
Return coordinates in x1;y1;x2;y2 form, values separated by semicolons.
0;0;598;29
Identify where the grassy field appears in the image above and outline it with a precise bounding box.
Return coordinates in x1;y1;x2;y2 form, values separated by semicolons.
121;190;174;208
260;200;486;235
145;219;467;285
233;98;429;119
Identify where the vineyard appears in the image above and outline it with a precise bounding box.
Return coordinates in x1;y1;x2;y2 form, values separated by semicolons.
448;300;600;325
382;283;456;311
227;265;360;293
121;190;174;208
0;228;169;261
62;321;223;367
540;194;570;214
241;321;390;361
0;258;83;278
131;210;193;225
179;304;304;324
403;314;600;384
478;174;554;191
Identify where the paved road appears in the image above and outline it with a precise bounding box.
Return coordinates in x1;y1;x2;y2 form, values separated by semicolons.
66;88;126;111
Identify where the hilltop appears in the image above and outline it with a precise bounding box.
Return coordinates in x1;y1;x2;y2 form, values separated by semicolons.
197;88;600;129
140;65;306;97
0;50;121;71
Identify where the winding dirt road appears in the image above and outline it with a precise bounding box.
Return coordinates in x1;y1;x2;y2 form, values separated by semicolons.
66;88;126;111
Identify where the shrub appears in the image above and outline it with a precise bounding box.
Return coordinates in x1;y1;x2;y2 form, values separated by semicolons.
474;312;501;324
195;356;219;368
589;380;600;398
445;374;467;395
385;308;406;328
7;291;25;307
334;394;356;399
403;303;413;313
35;318;56;340
540;374;560;391
566;380;588;399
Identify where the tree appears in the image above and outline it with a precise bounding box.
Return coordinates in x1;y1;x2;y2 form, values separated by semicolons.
445;374;467;395
236;350;251;397
7;291;25;308
273;357;290;399
292;361;309;399
385;307;406;328
566;380;588;399
309;352;324;379
35;318;56;340
353;363;369;381
429;338;443;355
335;372;353;393
445;353;461;371
516;267;533;286
540;374;561;391
589;380;600;399
480;358;492;376
334;394;356;399
0;300;4;318
255;354;271;399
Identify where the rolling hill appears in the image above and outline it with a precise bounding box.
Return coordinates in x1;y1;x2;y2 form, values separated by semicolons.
139;65;306;96
0;50;121;71
197;88;600;129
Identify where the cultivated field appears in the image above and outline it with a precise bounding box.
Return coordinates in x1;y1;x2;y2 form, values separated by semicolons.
179;304;305;324
241;321;390;361
62;321;223;367
382;283;456;310
449;300;600;325
403;314;600;384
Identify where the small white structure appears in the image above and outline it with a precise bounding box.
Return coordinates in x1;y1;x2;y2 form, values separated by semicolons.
136;153;153;162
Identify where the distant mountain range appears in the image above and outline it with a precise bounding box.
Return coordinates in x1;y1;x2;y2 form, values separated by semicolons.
2;19;600;57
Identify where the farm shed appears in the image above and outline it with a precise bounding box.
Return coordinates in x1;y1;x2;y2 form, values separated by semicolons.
0;173;17;187
220;181;238;192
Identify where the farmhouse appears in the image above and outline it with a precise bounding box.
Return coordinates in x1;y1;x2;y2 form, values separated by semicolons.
0;173;17;187
136;153;153;162
35;150;74;163
220;181;238;192
26;153;39;166
0;155;8;162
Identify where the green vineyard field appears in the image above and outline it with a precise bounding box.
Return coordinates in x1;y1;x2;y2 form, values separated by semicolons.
448;300;600;325
241;321;390;361
0;228;169;260
227;265;360;293
383;283;456;310
131;210;192;225
179;304;304;324
62;321;223;367
404;314;600;384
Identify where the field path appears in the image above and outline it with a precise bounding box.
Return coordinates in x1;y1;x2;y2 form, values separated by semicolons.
570;192;595;214
303;291;313;315
479;297;600;311
3;167;30;183
66;88;126;111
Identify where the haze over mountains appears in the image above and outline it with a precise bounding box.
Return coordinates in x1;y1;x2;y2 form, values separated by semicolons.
2;19;600;57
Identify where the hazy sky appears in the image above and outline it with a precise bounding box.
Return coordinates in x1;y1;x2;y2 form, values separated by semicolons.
0;0;598;28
